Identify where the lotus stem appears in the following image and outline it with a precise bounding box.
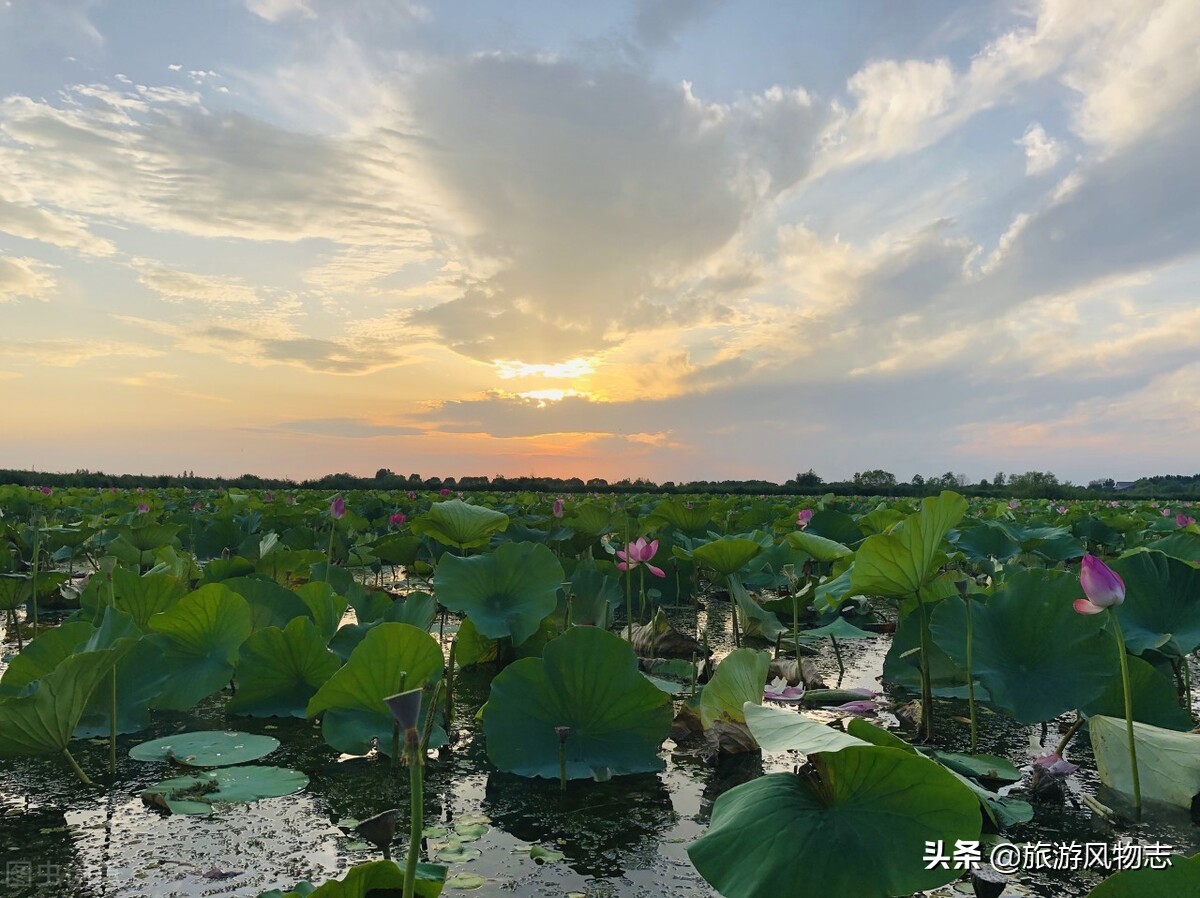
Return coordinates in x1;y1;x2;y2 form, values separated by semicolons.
28;517;42;642
63;747;92;785
556;726;570;792
1053;713;1085;758
830;635;844;683
960;580;977;752
445;640;456;741
1184;655;1193;721
689;651;697;696
916;594;934;742
109;668;118;774
1108;609;1141;816
792;592;801;662
392;720;401;771
324;523;336;583
402;727;424;898
638;567;647;624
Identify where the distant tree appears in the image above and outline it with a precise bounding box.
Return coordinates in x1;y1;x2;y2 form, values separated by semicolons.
793;469;824;487
853;470;897;490
993;471;1007;488
586;477;609;488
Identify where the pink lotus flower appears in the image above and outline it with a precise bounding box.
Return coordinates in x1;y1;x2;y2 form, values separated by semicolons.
1075;554;1125;615
136;502;149;514
763;677;805;702
39;486;52;495
1109;500;1120;507
439;488;451;496
1008;500;1019;509
389;512;406;527
617;536;665;578
407;491;416;500
1177;513;1196;527
265;492;274;502
329;496;346;520
1056;505;1068;515
829;700;878;716
1161;507;1171;516
795;509;813;529
1034;751;1079;776
193;502;203;512
552;497;564;518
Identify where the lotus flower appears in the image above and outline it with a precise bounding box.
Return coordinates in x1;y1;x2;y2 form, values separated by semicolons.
1056;505;1068;515
1075;553;1125;615
136;502;149;514
1034;751;1079;776
329;496;346;520
137;487;145;494
616;536;665;578
389;512;407;527
439;487;451;496
552;497;564;518
39;486;52;495
796;508;813;529
1161;507;1171;517
1008;500;1019;509
763;676;805;702
1176;513;1195;528
830;700;878;716
407;491;416;500
265;492;274;502
193;502;203;512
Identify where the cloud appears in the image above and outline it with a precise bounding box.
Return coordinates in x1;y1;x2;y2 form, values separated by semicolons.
1017;123;1063;175
0;255;56;302
251;417;424;438
402;55;818;362
0;193;115;255
245;0;316;22
0;339;165;367
131;258;262;305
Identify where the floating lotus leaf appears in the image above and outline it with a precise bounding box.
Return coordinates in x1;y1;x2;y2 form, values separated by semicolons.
306;622;444;756
850;492;967;598
688;745;980;898
1111;551;1200;657
434;541;563;645
930;569;1112;722
1090;715;1200;809
141;765;308;815
743;702;864;754
411;499;509;549
130;730;279;766
146;583;253;711
303;859;445;898
482;626;672;780
794;616;875;640
698;648;770;729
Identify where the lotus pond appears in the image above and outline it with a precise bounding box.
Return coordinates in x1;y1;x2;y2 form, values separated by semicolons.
1;485;1199;897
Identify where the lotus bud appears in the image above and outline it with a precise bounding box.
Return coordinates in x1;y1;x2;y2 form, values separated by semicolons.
1074;554;1125;615
329;496;346;520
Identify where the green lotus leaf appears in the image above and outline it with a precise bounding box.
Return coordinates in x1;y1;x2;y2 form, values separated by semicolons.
199;556;257;583
141;765;308;815
1111;551;1200;657
952;521;1022;562
1086;853;1200;897
805;508;863;546
689;537;763;578
303;859;445;898
76;635;168;737
434;541;563;645
565;504;614;538
1081;654;1194;730
850;491;967;598
646;498;715;533
882;602;974;698
688;745;981;898
0;648;118;759
924;751;1021;784
1138;532;1200;565
223;577;311;632
228;618;343;718
783;531;853;563
567;558;623;628
130;730;280;766
699;648;770;729
116;522;182;553
1090;715;1200;809
411;499;509;549
794;616;875;640
295;582;349;641
110;566;186;629
930;569;1112;722
306;622;444;756
743;702;865;754
372;533;423;565
0;620;94;692
146;583;253;711
482;626;672;779
0;575;25;611
728;574;787;641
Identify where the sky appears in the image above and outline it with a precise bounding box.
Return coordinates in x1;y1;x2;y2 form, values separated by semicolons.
1;0;1198;485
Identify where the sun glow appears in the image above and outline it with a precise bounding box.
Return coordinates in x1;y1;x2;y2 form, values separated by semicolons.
494;358;595;379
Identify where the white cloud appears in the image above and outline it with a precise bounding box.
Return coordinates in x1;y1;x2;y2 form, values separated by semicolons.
0;193;115;255
245;0;315;22
1017;123;1063;175
131;258;262;306
0;255;56;302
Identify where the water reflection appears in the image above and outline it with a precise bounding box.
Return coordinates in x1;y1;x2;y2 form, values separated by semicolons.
482;771;676;878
